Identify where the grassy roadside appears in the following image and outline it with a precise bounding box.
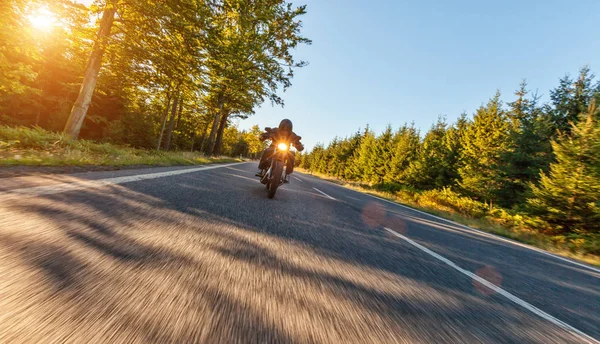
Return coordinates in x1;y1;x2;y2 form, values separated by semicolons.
0;126;239;167
297;168;600;267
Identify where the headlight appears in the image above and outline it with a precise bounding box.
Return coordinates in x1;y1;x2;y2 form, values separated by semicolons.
277;143;288;151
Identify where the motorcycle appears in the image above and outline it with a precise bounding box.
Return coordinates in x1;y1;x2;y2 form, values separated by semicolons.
259;141;291;198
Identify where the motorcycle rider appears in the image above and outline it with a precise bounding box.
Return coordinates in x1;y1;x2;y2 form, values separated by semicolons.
256;119;304;180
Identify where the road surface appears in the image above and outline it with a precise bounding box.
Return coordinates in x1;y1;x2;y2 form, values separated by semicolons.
0;162;598;343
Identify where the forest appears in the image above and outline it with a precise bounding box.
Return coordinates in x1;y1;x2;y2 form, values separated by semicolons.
297;68;600;253
1;0;309;156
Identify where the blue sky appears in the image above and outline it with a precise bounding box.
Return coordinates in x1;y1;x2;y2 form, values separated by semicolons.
236;0;600;151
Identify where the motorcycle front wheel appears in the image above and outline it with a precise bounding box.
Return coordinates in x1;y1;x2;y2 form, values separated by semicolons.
267;160;284;199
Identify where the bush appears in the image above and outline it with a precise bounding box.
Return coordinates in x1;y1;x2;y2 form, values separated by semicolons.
0;125;239;167
0;126;74;149
416;187;488;218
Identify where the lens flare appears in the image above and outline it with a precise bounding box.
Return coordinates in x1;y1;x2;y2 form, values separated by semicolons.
277;143;288;151
28;7;57;30
361;202;386;228
473;265;503;296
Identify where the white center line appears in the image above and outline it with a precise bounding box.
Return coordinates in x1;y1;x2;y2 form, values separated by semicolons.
312;187;336;200
0;163;244;201
384;227;599;344
292;176;303;182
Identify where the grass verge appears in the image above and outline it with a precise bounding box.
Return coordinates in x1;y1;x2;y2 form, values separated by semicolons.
298;168;600;267
0;126;239;167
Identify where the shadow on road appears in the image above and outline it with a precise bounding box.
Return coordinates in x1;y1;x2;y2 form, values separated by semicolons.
0;169;591;343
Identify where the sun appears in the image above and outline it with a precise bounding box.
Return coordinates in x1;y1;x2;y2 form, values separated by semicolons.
28;7;57;30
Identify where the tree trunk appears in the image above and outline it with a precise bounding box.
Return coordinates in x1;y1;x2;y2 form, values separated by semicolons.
213;111;230;156
156;92;172;150
175;99;184;130
206;92;225;155
199;120;211;152
63;5;116;139
163;94;180;151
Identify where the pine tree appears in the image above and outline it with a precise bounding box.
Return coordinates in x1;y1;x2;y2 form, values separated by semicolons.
342;129;363;180
442;113;469;185
405;117;454;189
373;125;394;184
388;123;420;185
458;92;512;208
310;143;327;173
549;66;597;136
528;100;600;233
500;82;554;206
348;126;375;182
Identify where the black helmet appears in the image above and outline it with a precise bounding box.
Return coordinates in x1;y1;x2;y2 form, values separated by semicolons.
279;119;293;132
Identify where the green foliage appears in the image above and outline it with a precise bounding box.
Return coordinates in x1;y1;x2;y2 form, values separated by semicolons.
405;117;458;190
458;92;512;206
497;81;554;206
417;188;488;218
528;100;600;233
0;125;238;166
549;66;599;136
300;68;600;249
0;0;310;155
387;123;420;186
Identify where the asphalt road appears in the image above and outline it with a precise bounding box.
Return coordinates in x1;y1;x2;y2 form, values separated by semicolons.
0;162;598;343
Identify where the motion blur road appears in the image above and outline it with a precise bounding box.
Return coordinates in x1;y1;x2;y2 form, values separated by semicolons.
0;162;598;343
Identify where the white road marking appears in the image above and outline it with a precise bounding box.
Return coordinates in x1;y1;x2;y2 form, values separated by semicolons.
349;190;600;274
225;166;252;173
312;188;336;200
292;176;303;182
0;163;244;201
224;173;260;183
384;227;599;344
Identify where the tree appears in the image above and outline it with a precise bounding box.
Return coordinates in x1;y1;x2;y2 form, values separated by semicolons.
388;123;420;186
442;113;469;185
0;0;89;128
458;92;512;208
244;125;265;159
202;0;311;155
372;125;394;184
405;117;455;190
500;81;554;205
341;129;363;179
63;1;117;139
549;66;597;136
528;100;600;233
0;0;38;98
349;127;376;183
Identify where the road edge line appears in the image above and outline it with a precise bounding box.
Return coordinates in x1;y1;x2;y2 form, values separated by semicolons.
296;172;600;274
0;162;246;200
384;227;599;344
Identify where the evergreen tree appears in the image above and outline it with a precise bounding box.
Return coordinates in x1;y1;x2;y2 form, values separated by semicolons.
373;124;394;184
405;117;454;189
500;82;554;206
347;126;375;181
310;143;326;173
549;66;597;136
442;113;469;185
342;129;363;180
388;123;420;185
458;92;512;207
528;100;600;233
